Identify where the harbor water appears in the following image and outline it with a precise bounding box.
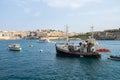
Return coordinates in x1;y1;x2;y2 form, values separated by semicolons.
0;40;120;80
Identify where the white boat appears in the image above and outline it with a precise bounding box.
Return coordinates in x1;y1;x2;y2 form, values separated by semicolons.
8;44;22;51
39;38;50;43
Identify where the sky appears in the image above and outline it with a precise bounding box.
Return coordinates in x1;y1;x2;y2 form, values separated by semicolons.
0;0;120;33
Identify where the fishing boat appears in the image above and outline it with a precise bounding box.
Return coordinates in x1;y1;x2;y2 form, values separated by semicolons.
108;55;120;60
55;26;101;58
38;38;50;43
55;39;101;58
8;44;22;51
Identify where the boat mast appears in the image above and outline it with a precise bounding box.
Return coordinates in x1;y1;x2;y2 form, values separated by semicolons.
66;25;69;43
91;26;94;39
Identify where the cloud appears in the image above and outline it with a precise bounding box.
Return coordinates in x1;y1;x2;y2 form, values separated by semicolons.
81;11;97;15
44;0;82;8
13;0;41;16
23;7;40;16
33;12;41;16
31;0;41;2
24;7;31;14
12;0;105;17
43;0;103;9
67;13;75;17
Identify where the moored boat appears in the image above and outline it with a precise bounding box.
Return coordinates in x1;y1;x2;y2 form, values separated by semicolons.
108;55;120;60
55;26;101;58
55;40;101;58
8;44;22;51
38;38;50;43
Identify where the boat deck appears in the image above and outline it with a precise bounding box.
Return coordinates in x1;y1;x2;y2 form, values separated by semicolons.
56;44;101;58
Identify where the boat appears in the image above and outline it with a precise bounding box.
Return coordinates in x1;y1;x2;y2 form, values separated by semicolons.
108;55;120;60
8;44;22;51
38;38;50;43
96;48;110;52
55;26;101;58
55;38;101;58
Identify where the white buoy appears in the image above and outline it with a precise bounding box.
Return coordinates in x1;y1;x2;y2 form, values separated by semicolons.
29;44;33;47
40;49;43;52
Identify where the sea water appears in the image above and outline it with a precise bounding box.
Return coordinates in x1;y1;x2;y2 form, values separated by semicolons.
0;40;120;80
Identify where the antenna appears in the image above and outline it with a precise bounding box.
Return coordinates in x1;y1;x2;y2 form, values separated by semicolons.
91;26;94;39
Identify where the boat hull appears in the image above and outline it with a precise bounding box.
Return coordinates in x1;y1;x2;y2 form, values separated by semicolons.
9;47;22;51
108;55;120;60
55;44;101;58
38;40;50;43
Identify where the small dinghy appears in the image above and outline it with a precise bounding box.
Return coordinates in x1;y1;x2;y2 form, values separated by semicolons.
96;48;110;52
8;44;22;51
108;55;120;60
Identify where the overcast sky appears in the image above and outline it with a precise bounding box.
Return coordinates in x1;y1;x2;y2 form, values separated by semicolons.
0;0;120;32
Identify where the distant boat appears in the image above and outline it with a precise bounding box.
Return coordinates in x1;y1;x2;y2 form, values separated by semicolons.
108;55;120;60
55;26;101;58
8;44;22;51
38;38;50;43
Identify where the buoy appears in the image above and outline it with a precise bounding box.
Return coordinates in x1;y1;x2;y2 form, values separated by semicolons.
29;44;33;47
40;49;43;52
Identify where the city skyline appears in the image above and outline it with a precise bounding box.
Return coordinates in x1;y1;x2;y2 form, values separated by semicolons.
0;0;120;32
